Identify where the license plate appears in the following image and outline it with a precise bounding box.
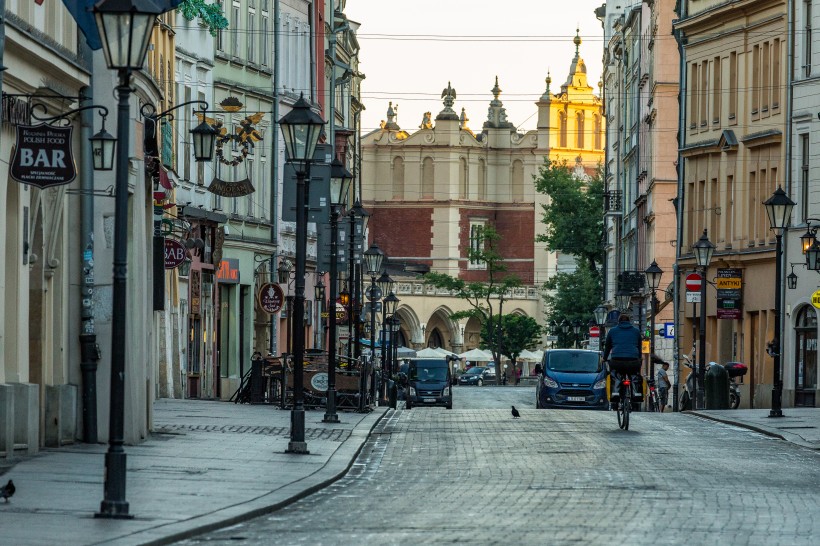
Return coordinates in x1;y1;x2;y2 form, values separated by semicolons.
423;398;436;403
567;396;585;402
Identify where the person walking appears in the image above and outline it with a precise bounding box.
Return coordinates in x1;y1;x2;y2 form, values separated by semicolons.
656;361;672;412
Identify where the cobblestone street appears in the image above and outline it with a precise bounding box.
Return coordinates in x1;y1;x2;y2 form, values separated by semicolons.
185;387;820;545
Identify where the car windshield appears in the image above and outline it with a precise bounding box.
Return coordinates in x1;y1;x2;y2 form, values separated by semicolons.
546;352;600;373
465;367;485;375
411;366;448;382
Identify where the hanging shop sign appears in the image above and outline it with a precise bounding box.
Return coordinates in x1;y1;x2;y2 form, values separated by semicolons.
9;124;76;188
164;239;187;269
258;282;285;314
716;268;743;319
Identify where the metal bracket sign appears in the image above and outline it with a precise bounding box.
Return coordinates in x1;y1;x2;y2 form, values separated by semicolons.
10;124;76;187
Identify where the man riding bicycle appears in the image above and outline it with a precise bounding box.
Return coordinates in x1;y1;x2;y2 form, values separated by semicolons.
602;314;644;410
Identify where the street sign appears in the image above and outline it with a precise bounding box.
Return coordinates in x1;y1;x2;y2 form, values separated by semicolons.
812;290;820;309
258;283;285;314
716;268;743;319
163;239;187;269
642;340;650;354
588;338;600;351
685;273;702;292
686;291;701;303
589;326;600;338
662;323;675;339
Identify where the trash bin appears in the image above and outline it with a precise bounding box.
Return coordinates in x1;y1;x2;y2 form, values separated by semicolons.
704;363;730;409
388;379;397;409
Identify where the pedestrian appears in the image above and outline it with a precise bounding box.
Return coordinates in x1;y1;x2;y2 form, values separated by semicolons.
656;361;671;412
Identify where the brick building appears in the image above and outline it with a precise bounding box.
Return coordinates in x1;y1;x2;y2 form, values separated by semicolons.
361;36;604;356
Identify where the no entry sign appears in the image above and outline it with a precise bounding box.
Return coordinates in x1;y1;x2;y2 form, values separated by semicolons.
589;326;600;338
685;273;702;292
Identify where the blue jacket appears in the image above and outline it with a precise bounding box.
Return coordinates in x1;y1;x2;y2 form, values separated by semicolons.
603;322;642;360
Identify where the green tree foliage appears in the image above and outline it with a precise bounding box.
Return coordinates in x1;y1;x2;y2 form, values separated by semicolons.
178;0;229;36
534;159;604;273
480;314;542;381
543;268;601;347
423;226;521;368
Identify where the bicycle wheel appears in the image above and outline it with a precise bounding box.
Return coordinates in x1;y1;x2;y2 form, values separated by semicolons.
620;392;631;430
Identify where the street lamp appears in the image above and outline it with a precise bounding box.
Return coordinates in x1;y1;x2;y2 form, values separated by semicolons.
363;244;384;409
378;278;396;404
383;292;400;399
93;0;162;519
692;229;715;410
645;260;664;382
616;288;631;312
572;319;582;348
323;159;352;424
279;94;325;454
763;186;796;417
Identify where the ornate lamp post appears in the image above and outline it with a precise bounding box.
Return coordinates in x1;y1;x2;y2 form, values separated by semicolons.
645;260;664;381
382;292;400;400
278;94;325;453
763;186;796;417
93;0;164;519
616;288;631;313
314;279;325;350
376;273;394;404
363;244;384;409
572;319;583;348
693;229;715;410
323;159;352;423
593;304;608;341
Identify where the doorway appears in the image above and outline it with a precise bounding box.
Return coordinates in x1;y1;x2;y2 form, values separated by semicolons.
794;306;817;407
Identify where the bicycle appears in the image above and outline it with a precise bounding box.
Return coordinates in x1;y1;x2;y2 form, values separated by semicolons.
646;378;659;413
616;372;632;430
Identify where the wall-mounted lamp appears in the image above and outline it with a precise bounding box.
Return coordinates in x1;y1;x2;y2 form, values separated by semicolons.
787;265;798;290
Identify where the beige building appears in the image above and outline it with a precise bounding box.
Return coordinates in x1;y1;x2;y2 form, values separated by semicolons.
674;0;787;408
361;37;604;359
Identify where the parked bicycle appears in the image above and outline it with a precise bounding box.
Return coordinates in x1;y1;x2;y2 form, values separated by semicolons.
646;378;659;413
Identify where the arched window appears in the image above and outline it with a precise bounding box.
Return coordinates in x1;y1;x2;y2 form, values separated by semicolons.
428;328;444;349
576;112;585;149
392;157;404;199
511;160;524;202
422;157;434;199
795;305;818;406
459;157;468;199
560;112;567;147
594;114;602;149
478;159;487;200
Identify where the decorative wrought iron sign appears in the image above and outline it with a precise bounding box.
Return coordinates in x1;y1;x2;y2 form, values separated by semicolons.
258;282;285;314
9;124;76;188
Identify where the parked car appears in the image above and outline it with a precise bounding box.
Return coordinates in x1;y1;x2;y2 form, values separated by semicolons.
406;358;453;409
459;366;488;386
536;349;607;410
483;364;497;380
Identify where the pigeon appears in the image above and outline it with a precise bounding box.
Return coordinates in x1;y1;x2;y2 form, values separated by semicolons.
511;406;520;419
0;480;14;503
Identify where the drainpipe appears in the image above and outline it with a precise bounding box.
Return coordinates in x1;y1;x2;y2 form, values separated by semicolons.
781;0;795;396
79;86;100;442
309;1;316;102
270;0;280;358
672;5;688;412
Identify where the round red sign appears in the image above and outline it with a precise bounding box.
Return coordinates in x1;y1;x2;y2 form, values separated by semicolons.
685;273;703;292
258;283;285;314
589;326;600;337
164;239;187;269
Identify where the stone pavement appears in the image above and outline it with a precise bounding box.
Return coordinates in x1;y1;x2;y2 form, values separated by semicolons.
692;406;820;450
0;399;386;546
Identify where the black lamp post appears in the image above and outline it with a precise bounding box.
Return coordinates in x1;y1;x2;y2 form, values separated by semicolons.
391;315;401;375
763;186;796;417
572;319;582;348
645;260;664;382
314;278;325;350
349;201;368;371
323;159;352;423
616;288;631;313
593;304;608;352
93;0;162;519
376;273;394;404
363;244;384;408
693;229;715;410
279;94;325;454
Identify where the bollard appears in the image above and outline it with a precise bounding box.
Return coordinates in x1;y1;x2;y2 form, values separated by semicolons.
704;363;730;409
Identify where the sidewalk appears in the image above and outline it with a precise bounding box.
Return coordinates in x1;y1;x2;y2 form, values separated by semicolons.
691;407;820;450
0;399;387;546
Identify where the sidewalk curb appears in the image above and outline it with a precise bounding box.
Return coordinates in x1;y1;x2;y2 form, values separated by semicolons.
688;411;820;450
104;408;390;546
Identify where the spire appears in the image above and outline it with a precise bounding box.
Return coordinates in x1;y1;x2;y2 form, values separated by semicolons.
460;107;474;135
564;30;588;88
540;70;552;101
483;76;513;130
574;28;581;57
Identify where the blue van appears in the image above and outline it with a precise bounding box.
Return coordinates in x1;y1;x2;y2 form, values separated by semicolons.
536;349;608;410
406;358;453;410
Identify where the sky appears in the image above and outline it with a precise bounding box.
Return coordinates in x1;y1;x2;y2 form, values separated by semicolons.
344;0;606;135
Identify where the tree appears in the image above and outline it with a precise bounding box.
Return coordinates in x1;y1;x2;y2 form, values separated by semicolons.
178;0;229;36
534;159;605;329
424;226;521;370
534;159;604;273
480;314;542;383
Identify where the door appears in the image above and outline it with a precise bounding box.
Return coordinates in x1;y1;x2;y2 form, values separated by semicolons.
794;306;817;407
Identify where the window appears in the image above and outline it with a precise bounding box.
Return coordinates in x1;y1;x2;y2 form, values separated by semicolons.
246;159;254;216
393;157;405;199
197;92;206;185
469;221;487;269
772;39;781;110
762;42;770;112
710;178;719;242
729;52;738;121
712;57;721;124
807;0;814;77
183;86;192;180
576;112;585;148
459;157;468;199
261;14;268;66
232;3;240;56
259;138;267;219
727;175;735;244
560;112;567;147
478;159;486;200
802;134;810;221
594;114;602;149
689;63;698;129
421;157;434;199
752;45;760;115
512;160;524;202
216;1;224;51
248;8;256;62
700;62;708;126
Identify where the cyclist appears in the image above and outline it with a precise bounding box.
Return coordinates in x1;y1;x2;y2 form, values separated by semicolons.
603;314;643;410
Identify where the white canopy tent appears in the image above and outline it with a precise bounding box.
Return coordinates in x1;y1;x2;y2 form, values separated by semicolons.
458;348;493;362
415;347;450;358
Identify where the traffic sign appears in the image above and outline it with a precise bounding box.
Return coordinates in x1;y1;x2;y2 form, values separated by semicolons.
589;326;600;338
686;291;701;303
685;273;702;292
813;290;820;309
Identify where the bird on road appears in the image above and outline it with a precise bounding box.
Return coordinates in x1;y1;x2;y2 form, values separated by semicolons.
0;480;14;503
511;406;520;419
